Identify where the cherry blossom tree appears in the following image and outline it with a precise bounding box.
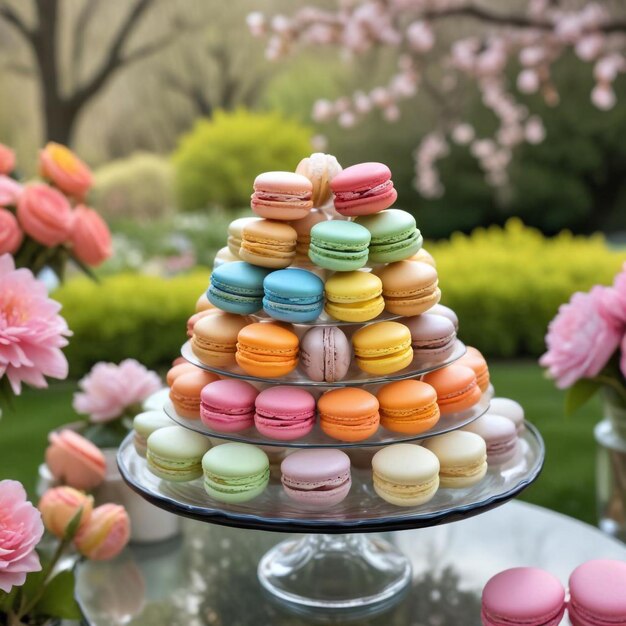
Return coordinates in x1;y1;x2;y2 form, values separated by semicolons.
247;1;626;197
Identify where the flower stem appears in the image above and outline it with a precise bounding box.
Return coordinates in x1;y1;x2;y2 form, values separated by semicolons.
594;375;626;403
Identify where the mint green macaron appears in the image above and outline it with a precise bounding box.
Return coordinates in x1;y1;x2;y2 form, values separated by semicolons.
133;410;173;457
146;426;211;482
355;209;422;263
202;442;269;504
309;220;370;271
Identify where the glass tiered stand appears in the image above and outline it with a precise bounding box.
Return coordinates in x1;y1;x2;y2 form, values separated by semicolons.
117;312;544;616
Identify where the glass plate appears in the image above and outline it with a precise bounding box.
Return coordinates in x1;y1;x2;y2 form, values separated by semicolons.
117;422;545;534
181;339;466;387
250;309;403;327
163;396;490;448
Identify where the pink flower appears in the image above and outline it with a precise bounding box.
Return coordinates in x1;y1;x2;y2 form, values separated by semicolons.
0;175;23;206
0;209;23;254
540;286;622;388
74;504;130;560
73;359;161;423
70;205;112;267
0;480;44;593
17;183;73;247
0;254;71;394
0;143;15;175
39;142;93;200
599;263;626;328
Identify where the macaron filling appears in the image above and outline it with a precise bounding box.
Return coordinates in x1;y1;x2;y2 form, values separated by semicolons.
440;456;487;481
169;390;201;414
146;450;202;480
192;334;235;356
373;474;438;502
380;400;438;422
309;238;369;259
334;180;393;202
370;228;422;254
282;472;351;493
485;438;518;461
354;337;412;363
437;379;479;406
204;468;270;496
241;237;296;258
253;191;312;203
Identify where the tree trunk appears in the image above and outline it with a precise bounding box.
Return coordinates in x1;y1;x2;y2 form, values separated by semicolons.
43;99;79;146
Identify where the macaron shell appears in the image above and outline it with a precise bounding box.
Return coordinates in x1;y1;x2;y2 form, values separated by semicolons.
166;362;198;387
335;187;397;217
464;414;518;465
488;397;525;433
318;388;380;442
372;444;440;506
482;567;566;626
377;261;441;316
422;364;482;415
331;162;396;216
240;220;297;269
236;322;299;378
262;268;325;324
300;326;351;383
227;217;262;257
352;321;414;375
208;262;271;314
192;312;251;366
147;426;211;482
200;379;259;433
424;430;487;488
429;303;459;330
403;313;457;361
377;380;440;435
569;560;626;625
290;208;328;254
254;386;316;441
252;171;313;220
457;346;490;393
309;220;370;272
170;370;220;419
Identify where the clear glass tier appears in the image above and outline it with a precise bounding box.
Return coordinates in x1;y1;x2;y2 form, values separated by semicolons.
163;396;490;448
250;309;403;326
117;422;544;534
181;339;466;387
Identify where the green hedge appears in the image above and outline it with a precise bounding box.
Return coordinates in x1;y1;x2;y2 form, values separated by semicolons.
54;220;626;375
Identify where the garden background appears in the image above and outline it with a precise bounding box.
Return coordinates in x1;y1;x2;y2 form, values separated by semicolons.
1;0;625;526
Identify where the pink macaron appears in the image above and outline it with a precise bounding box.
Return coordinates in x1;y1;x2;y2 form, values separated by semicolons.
281;448;351;507
568;560;626;626
481;567;566;626
200;379;259;433
464;414;518;465
251;171;313;220
254;386;316;441
404;313;457;362
330;162;397;216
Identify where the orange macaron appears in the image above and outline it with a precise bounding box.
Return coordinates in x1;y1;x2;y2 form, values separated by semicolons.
422;364;481;415
170;370;220;419
166;362;198;388
457;346;490;392
377;379;440;435
192;311;251;367
236;322;299;378
318;387;380;442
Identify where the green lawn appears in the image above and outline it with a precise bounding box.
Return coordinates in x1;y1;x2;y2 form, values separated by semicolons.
0;361;601;524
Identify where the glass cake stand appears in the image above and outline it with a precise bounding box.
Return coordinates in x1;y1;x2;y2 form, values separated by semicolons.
119;335;544;615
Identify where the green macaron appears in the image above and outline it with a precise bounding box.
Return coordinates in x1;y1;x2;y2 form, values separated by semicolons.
146;426;211;482
355;209;422;263
309;220;371;271
202;442;269;504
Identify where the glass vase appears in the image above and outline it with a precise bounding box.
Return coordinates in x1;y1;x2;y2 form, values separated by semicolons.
595;389;626;542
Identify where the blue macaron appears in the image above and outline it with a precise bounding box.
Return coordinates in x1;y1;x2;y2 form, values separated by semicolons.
208;261;272;314
263;268;325;323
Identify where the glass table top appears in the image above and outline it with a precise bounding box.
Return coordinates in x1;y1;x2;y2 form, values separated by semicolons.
75;501;626;626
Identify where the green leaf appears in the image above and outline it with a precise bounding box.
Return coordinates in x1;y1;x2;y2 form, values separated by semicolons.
565;379;601;416
63;507;84;542
33;570;82;620
0;587;19;612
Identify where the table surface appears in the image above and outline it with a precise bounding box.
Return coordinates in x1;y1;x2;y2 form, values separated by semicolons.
75;501;626;626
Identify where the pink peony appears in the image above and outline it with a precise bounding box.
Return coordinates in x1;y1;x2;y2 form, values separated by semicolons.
540;286;622;388
599;263;626;328
0;175;23;206
0;143;15;175
0;254;71;394
0;208;23;254
73;359;161;423
0;480;44;593
17;183;73;247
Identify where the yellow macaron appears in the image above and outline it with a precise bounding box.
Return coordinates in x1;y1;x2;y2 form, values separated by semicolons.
324;271;384;322
352;321;413;375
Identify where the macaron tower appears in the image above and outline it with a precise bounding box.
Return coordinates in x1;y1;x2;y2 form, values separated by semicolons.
141;153;538;518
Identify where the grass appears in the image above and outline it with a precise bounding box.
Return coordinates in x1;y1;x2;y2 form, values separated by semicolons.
0;361;602;525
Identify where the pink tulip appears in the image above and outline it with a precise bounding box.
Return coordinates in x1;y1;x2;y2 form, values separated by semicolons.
0;208;23;254
45;429;107;490
17;183;73;246
0;143;15;175
70;205;112;267
540;287;622;388
0;174;23;206
0;480;44;592
39;486;94;538
39;142;93;200
74;504;130;560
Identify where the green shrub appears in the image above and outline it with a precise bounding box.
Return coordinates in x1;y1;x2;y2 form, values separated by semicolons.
55;270;210;376
429;219;626;357
173;109;313;211
91;152;174;221
54;220;626;375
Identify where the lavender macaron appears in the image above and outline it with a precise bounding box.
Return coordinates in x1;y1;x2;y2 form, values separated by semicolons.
404;313;457;361
488;397;525;434
281;448;351;507
464;414;518;465
300;326;351;382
